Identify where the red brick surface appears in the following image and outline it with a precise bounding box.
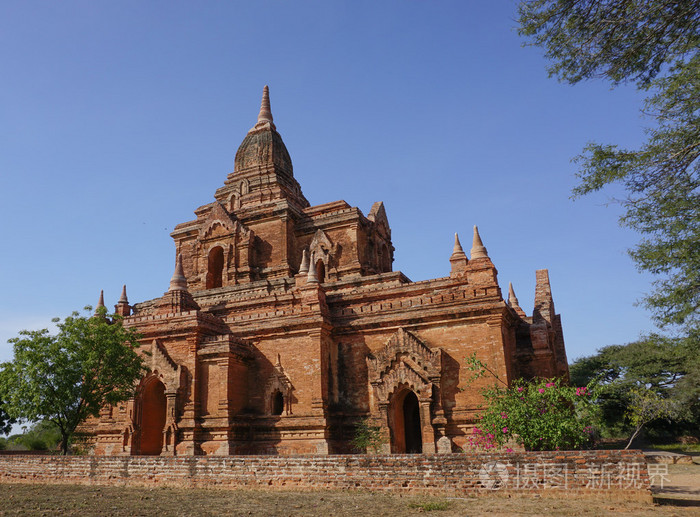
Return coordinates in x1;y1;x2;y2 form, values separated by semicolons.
0;451;651;501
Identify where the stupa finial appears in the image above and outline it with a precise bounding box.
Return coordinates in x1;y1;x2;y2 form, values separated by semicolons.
254;85;275;130
169;254;188;292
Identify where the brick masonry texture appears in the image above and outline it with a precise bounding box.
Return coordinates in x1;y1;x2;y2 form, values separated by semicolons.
85;87;570;456
0;451;651;501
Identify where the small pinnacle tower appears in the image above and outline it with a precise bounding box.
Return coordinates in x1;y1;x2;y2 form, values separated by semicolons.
115;284;131;317
94;290;108;319
508;282;526;318
169;254;188;292
470;226;488;259
118;285;128;304
450;232;468;277
299;249;310;275
157;254;199;314
307;252;319;283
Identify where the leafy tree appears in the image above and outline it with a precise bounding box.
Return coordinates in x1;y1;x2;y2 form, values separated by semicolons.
518;1;700;330
625;386;677;449
0;307;148;455
9;420;62;452
570;333;700;438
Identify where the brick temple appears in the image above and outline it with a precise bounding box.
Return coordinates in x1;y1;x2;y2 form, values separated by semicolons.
87;86;569;456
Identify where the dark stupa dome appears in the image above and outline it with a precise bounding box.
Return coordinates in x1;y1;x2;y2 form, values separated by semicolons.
234;86;294;177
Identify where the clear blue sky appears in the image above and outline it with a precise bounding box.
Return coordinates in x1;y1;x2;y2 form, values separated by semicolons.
0;1;659;364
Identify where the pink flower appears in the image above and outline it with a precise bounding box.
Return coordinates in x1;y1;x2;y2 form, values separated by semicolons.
546;382;555;388
517;387;524;392
500;412;508;419
538;388;545;394
502;427;508;433
505;448;513;453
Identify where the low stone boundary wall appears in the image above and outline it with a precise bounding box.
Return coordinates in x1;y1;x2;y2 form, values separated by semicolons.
0;450;651;500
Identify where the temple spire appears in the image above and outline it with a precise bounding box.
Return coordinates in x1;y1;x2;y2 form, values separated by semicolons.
470;225;488;259
508;282;526;318
307;252;319;283
299;248;310;275
451;233;466;259
169;254;188;292
115;284;131;317
449;232;468;277
118;285;129;304
94;290;105;315
254;85;276;130
508;282;519;307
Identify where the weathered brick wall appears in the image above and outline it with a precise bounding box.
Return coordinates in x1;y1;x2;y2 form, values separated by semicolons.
0;450;651;501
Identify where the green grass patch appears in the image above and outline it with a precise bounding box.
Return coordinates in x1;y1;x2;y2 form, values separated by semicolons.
650;443;700;454
407;499;450;511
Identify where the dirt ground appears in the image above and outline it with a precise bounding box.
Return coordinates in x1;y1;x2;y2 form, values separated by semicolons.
0;463;697;516
653;463;700;507
0;485;695;517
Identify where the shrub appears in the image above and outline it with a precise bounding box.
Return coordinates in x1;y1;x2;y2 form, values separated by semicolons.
470;377;596;451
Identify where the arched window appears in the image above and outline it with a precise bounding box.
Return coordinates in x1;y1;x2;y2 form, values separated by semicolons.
206;246;224;289
272;390;284;415
315;260;325;283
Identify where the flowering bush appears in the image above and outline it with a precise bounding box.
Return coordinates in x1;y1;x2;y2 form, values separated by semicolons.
469;377;596;451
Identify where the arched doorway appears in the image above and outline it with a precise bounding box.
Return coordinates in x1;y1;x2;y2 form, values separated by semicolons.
139;378;166;455
272;390;284;415
206;246;224;289
390;389;422;453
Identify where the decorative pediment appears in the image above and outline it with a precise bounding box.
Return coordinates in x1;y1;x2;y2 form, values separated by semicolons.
309;229;333;258
200;202;238;240
148;340;183;393
366;328;442;403
368;201;390;237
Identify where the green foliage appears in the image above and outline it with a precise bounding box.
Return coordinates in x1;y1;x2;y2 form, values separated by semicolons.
9;421;62;452
0;401;16;436
625;386;677;448
518;1;700;331
351;418;386;454
0;307;148;455
517;0;698;86
570;333;700;439
470;377;596;451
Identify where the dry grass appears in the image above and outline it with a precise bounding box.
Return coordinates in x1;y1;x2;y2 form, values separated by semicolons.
0;484;698;517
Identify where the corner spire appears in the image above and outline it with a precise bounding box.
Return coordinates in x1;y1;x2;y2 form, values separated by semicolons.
94;290;105;316
253;85;276;131
299;248;310;275
451;233;466;259
508;282;527;318
115;284;131;317
533;269;555;322
470;225;488;259
508;282;519;306
307;252;319;283
449;232;468;277
169;254;188;292
118;285;129;304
